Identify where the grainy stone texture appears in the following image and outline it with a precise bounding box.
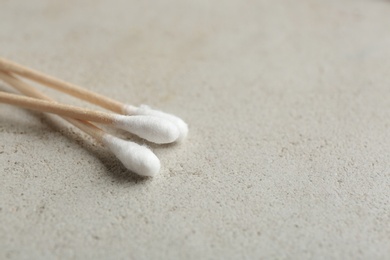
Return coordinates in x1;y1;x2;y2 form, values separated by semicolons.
0;0;389;259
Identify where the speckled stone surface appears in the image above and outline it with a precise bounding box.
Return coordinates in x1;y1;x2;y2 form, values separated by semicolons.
1;0;389;259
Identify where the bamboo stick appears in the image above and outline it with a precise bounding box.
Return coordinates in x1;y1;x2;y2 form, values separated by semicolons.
0;57;124;113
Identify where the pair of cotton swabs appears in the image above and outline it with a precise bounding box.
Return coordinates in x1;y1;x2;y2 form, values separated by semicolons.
0;57;188;177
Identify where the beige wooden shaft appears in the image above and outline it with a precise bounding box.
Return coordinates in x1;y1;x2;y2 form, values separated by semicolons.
64;118;105;142
0;71;105;142
0;71;53;100
0;57;124;113
0;90;116;125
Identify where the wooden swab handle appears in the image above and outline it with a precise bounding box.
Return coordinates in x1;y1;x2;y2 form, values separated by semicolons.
0;91;114;124
0;71;105;142
0;57;124;113
0;71;52;100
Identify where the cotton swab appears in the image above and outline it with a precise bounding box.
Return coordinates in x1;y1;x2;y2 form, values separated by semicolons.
0;91;178;144
124;104;188;142
0;57;188;140
0;72;160;176
102;134;160;176
0;72;179;144
65;119;160;177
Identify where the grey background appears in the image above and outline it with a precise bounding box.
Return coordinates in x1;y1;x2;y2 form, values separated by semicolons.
1;0;389;259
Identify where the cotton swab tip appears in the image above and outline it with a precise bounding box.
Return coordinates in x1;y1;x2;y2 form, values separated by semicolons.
113;115;180;144
124;105;188;141
102;135;160;177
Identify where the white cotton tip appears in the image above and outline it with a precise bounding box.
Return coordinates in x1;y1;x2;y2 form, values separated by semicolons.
102;134;160;177
112;115;180;144
123;104;188;142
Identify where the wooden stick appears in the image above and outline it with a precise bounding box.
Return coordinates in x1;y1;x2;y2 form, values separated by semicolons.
0;71;105;142
0;71;52;100
0;83;118;125
0;57;124;113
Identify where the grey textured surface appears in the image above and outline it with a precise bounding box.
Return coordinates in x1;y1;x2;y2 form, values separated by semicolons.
1;0;390;259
